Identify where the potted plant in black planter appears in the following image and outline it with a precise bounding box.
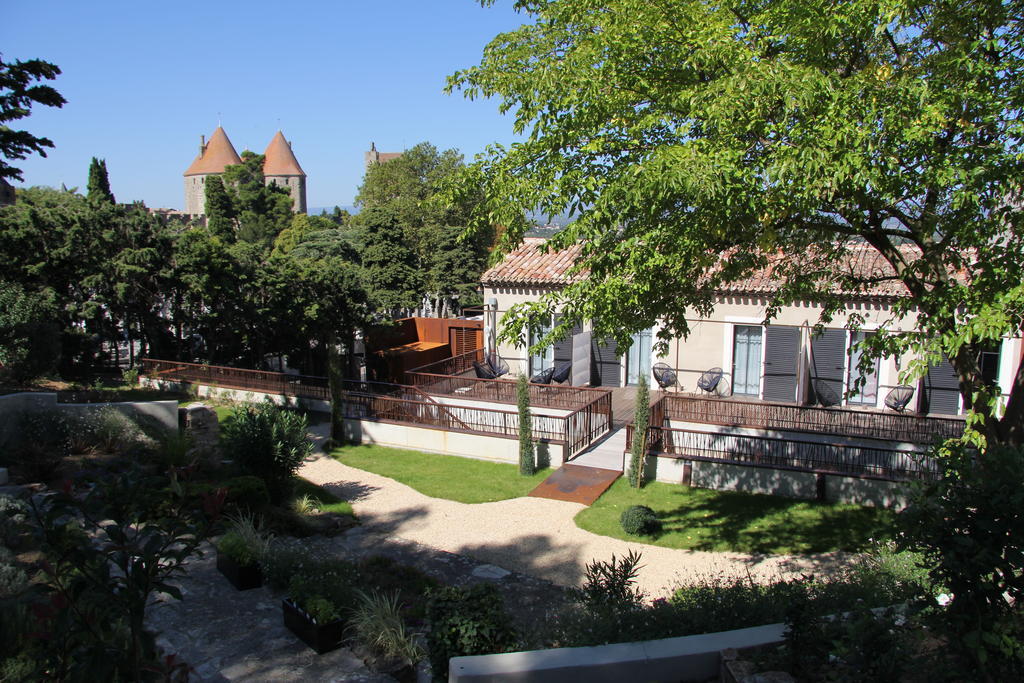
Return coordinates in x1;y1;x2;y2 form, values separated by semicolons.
216;513;270;591
283;560;359;654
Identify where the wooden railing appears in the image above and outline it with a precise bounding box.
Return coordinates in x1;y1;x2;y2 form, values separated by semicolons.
625;423;938;482
564;391;613;458
404;372;608;412
141;358;611;457
661;394;964;445
405;348;483;379
141;358;332;401
338;393;567;444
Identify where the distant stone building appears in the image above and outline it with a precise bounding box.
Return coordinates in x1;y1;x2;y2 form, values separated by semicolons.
183;127;307;215
364;142;402;169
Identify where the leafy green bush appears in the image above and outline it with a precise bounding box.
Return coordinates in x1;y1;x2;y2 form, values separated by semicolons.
358;555;437;620
426;583;517;678
287;558;360;624
570;550;645;610
348;589;424;666
2;410;69;481
620;505;659;536
899;442;1024;675
0;495;29;547
220;402;313;503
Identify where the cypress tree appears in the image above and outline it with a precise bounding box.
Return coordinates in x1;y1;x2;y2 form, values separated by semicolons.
629;376;650;488
204;175;235;240
517;373;535;475
86;157;115;204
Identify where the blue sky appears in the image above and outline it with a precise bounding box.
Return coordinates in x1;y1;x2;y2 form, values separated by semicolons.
3;1;527;210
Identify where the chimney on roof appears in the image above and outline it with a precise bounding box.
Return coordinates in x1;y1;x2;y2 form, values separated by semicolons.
199;135;207;156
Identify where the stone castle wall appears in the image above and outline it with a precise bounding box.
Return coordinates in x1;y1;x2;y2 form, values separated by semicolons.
184;175;207;215
266;175;306;213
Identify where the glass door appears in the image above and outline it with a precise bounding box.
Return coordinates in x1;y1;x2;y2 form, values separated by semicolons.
529;317;554;376
732;326;762;396
627;328;653;385
847;331;879;405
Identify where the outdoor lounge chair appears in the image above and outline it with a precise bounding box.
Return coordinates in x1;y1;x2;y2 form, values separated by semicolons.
486;353;509;378
884;385;915;412
551;362;572;384
652;362;677;389
812;379;840;407
473;360;497;380
530;367;555;384
697;367;723;395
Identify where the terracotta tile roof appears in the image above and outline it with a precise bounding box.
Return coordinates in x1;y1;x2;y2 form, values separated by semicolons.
377;152;402;163
481;238;586;286
183;127;242;176
482;239;941;299
719;244;924;298
263;130;305;177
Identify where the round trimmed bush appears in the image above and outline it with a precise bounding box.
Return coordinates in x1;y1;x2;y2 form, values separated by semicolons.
620;505;660;536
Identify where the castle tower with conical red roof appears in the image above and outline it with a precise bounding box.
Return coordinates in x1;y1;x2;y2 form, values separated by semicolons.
183;127;242;214
262;130;307;213
183;128;308;215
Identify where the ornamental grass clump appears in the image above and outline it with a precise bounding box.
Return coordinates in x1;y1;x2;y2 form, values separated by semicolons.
348;589;424;667
220;401;313;503
216;512;271;567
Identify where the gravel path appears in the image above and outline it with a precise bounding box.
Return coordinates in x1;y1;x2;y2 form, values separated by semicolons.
299;452;853;599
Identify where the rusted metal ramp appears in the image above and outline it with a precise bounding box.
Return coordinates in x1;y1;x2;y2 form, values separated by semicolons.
528;464;620;505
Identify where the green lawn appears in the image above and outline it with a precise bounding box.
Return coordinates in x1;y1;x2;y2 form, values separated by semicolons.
293;477;355;517
329;444;551;503
575;479;897;554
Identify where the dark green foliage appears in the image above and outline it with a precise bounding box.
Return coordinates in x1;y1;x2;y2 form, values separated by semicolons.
220;402;313;503
287;558;360;623
356;205;420;314
1;410;70;482
569;550;645;611
899;443;1024;674
772;598;916;682
357;555;438;621
628;376;649;487
191;475;271;513
24;465;215;680
86;157;114;204
222;151;293;247
217;530;258;566
356;141;491;316
425;583;517;678
203;174;235;240
517;373;534;475
619;504;659;536
0;55;66;182
0;279;59;382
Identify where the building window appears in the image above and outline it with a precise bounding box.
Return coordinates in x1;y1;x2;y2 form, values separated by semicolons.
847;331;879;405
732;326;762;397
529;317;553;376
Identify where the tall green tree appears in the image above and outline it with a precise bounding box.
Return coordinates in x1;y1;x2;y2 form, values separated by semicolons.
450;0;1024;448
356;142;491;316
203;175;235;240
222;151;293;247
0;55;66;182
86;157;114;204
356;205;420;316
